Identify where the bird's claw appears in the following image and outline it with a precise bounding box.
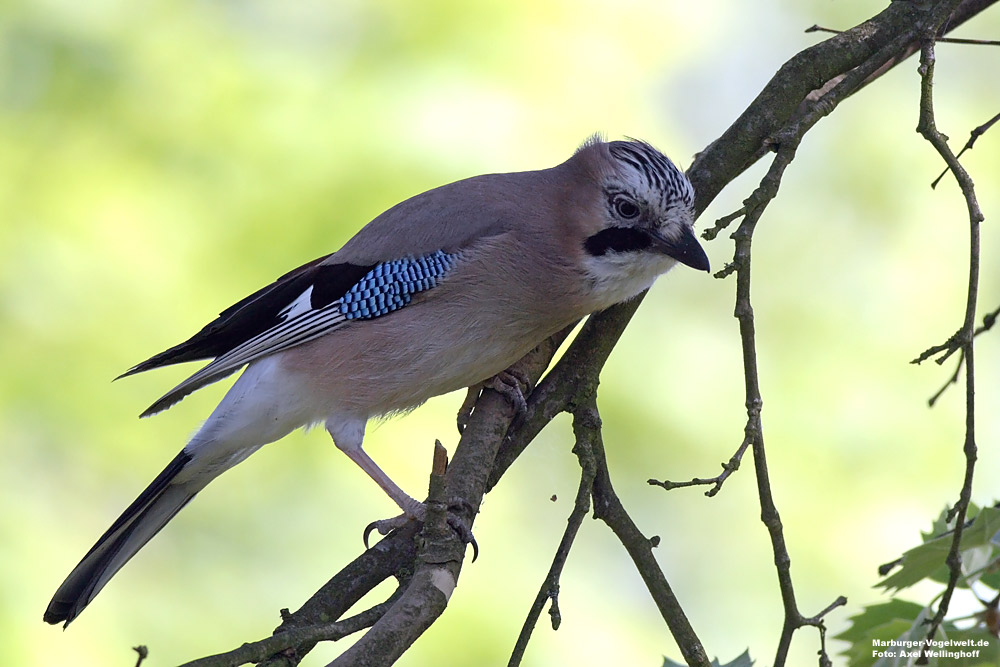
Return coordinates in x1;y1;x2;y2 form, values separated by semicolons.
486;369;531;420
362;501;478;561
458;369;531;435
363;513;416;549
446;500;479;562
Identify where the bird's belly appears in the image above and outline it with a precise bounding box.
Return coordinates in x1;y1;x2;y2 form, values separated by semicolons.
276;307;563;420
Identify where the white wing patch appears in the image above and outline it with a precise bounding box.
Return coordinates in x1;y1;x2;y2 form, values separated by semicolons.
279;285;315;319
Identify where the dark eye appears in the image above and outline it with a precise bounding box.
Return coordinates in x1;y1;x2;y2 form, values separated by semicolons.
614;197;640;219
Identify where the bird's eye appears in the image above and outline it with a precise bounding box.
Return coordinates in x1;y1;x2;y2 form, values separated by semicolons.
614;197;640;219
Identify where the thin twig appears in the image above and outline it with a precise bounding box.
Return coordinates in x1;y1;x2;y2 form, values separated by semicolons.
256;522;422;667
806;23;1000;46
714;22;910;661
932;111;1000;188
802;596;849;667
507;400;599;666
648;436;752;497
928;349;966;407
912;330;963;365
702;207;747;241
912;23;986;659
913;304;998;405
582;393;711;667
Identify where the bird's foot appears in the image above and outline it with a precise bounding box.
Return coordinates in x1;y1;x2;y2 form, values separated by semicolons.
363;500;479;561
457;368;532;434
363;506;423;547
487;368;531;416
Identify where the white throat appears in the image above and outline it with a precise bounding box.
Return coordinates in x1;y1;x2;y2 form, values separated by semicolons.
582;252;677;310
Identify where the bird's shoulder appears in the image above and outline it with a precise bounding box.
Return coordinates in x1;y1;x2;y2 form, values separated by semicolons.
329;166;568;264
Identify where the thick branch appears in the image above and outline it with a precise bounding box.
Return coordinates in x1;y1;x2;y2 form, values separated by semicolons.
181;602;394;667
690;0;997;213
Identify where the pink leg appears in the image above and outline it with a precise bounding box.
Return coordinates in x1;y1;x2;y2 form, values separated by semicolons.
340;445;424;518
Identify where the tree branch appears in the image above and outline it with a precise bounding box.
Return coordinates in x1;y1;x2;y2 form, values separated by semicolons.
911;14;986;656
328;334;568;666
175;1;999;664
506;395;599;667
181;602;395;667
580;392;711;667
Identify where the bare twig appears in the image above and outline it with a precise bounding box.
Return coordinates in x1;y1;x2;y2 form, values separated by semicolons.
256;522;422;667
802;595;849;667
913;304;998;405
507;398;600;666
910;8;986;658
180;603;393;667
927;349;967;407
702;207;747;241
648;436;751;497
704;18;917;661
580;393;710;667
732;179;848;663
979;304;1000;335
806;23;1000;46
932;111;1000;188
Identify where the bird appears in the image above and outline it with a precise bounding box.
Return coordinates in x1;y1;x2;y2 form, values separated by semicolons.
43;136;709;627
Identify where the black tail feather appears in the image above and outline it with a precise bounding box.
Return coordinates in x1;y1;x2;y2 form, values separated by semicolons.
44;450;195;626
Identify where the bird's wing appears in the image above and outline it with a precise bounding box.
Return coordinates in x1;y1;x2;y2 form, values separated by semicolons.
121;169;554;416
127;250;463;417
119;253;340;376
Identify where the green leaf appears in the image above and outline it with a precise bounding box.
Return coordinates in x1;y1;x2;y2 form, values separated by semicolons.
977;563;1000;590
878;539;953;592
836;600;926;643
933;628;1000;667
879;507;1000;592
961;545;994;586
838;600;1000;667
836;600;927;667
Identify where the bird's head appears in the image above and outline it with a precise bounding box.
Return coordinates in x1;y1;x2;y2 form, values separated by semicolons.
570;138;709;305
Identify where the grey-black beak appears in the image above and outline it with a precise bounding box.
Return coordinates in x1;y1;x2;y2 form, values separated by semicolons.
650;226;710;272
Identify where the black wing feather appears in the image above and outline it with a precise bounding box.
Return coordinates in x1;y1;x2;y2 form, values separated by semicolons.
119;255;375;379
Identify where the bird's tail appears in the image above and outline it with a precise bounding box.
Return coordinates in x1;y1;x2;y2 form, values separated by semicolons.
44;450;200;626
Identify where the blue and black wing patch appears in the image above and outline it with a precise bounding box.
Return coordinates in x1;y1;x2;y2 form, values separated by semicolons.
340;251;458;320
127;250;460;417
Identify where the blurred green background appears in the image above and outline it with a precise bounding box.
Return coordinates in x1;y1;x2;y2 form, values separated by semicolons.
2;1;998;665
